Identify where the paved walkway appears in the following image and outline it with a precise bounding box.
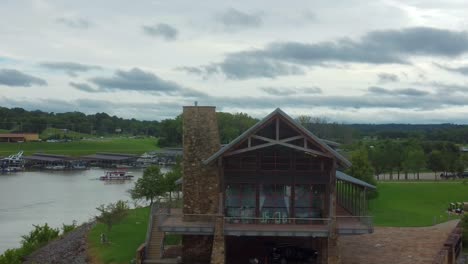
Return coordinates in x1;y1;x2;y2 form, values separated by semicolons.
340;220;459;264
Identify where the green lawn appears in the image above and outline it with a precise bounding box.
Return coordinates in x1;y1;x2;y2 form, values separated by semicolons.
88;207;150;264
0;138;158;157
369;182;468;227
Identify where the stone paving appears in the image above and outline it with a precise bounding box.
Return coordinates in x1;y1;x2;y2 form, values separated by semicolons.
340;220;459;264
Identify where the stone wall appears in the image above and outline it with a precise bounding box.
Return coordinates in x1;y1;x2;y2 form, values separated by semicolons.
182;106;221;263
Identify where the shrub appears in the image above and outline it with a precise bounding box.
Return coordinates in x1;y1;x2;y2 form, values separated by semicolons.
62;220;77;235
0;223;60;264
0;248;23;264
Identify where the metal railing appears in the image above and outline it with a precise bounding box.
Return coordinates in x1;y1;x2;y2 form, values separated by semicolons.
143;202;161;260
224;216;331;225
157;212;220;223
336;215;374;232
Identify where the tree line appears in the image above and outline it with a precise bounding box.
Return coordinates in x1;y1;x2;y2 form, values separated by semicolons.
359;140;468;180
0;107;258;146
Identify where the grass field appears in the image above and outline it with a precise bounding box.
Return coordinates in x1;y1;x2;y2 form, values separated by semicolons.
88;207;150;264
369;181;468;227
0;138;158;157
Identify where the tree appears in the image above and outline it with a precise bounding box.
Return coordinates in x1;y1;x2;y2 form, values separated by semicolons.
427;150;444;180
95;200;129;236
402;146;426;180
129;165;166;205
346;148;376;186
368;144;387;180
164;158;182;206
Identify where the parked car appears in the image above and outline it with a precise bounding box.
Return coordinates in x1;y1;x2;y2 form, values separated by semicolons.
458;172;468;178
269;243;318;264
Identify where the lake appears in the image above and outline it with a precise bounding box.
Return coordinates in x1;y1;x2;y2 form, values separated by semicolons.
0;167;168;254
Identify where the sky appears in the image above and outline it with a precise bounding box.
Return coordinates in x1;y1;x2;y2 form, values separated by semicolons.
2;0;468;123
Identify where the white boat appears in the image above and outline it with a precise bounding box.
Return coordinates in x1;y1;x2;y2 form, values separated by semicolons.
44;165;66;170
1;151;25;173
114;164;133;169
72;163;87;170
99;170;134;181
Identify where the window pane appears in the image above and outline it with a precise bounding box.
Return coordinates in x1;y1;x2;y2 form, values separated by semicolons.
225;184;256;220
259;184;291;224
294;184;325;220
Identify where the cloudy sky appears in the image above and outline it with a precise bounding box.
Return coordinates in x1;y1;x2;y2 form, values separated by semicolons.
2;0;468;123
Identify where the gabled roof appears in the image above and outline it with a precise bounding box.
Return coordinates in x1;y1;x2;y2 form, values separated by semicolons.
203;108;351;167
336;171;376;189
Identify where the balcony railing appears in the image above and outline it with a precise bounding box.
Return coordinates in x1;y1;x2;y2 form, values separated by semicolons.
336;215;373;234
155;208;374;236
224;216;330;225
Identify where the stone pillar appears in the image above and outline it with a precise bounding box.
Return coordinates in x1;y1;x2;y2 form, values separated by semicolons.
210;216;225;264
182;106;221;263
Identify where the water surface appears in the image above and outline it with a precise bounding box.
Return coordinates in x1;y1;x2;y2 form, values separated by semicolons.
0;168;167;253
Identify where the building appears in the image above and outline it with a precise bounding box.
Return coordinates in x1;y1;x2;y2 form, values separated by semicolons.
141;106;376;264
0;133;39;142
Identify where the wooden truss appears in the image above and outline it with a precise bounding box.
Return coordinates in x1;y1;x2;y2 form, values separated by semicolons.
225;117;332;158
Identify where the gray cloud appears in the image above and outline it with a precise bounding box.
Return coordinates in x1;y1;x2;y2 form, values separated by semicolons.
56;17;92;29
216;8;262;31
88;67;204;97
261;86;322;96
368;86;429;96
40;61;101;77
3;87;468;123
142;23;178;40
184;27;468;79
0;96;181;120
435;63;468;76
69;82;98;92
377;73;399;83
416;81;468;94
0;69;47;87
180;58;304;79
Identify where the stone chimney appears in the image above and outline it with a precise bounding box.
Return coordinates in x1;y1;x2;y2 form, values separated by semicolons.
182;106;221;215
182;106;221;264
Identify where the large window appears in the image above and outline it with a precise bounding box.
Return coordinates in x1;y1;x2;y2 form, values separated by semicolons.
259;184;291;224
225;184;256;222
294;185;325;222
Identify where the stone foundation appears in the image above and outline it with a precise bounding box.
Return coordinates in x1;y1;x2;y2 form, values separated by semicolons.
182;235;213;264
210;217;225;264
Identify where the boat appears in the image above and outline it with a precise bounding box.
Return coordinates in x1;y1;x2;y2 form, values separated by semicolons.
99;170;134;181
72;163;87;170
1;151;25;173
114;164;133;169
44;165;66;170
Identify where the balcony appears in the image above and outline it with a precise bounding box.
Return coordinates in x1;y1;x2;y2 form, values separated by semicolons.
155;208;373;237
